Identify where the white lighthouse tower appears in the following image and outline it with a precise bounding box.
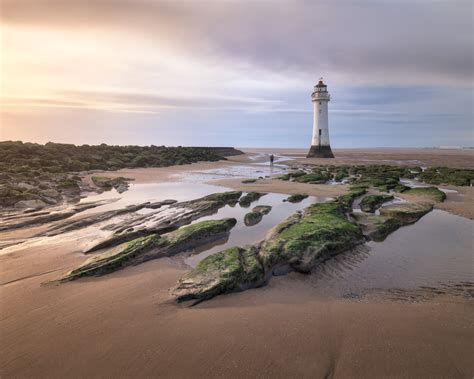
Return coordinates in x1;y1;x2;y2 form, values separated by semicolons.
307;79;335;158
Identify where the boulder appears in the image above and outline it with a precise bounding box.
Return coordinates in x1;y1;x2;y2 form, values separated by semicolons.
172;246;265;303
14;199;47;210
359;194;394;213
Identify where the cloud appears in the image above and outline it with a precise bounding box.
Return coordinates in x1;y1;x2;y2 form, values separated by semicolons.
2;0;473;86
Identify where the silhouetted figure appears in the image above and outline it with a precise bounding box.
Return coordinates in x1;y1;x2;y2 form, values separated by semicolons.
270;154;274;166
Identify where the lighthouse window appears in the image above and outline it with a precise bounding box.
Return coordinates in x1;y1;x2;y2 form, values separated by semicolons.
319;101;321;105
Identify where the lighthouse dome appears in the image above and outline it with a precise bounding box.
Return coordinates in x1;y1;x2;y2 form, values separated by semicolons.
316;80;327;88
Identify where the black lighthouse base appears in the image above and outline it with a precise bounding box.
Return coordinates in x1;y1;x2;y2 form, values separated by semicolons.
307;145;335;158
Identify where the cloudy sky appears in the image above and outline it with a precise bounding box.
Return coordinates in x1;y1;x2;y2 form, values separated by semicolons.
1;0;472;147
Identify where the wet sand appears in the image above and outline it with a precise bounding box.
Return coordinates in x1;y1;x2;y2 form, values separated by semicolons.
1;148;474;378
1;243;473;378
246;147;474;168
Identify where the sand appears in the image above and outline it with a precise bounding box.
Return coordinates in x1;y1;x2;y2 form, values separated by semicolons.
246;147;474;169
1;148;473;378
1;242;473;378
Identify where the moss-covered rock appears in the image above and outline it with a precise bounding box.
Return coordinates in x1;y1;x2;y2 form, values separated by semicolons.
172;246;265;303
418;167;474;186
244;211;262;226
259;202;363;273
241;178;257;184
244;205;272;226
285;193;308;203
238;192;266;207
353;213;403;242
338;187;367;210
379;202;433;224
359;194;394;213
61;218;237;281
404;187;446;202
201;191;243;205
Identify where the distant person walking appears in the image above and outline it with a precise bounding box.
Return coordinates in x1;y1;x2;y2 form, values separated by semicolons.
270;154;274;166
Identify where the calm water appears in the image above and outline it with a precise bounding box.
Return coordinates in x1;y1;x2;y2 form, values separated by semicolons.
184;193;326;267
69;166;473;296
309;209;473;296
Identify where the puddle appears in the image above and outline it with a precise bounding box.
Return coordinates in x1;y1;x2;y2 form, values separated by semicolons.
77;182;228;215
184;194;328;267
173;164;286;183
309;209;474;297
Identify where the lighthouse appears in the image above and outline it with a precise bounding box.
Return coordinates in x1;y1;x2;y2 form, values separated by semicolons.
307;79;335;158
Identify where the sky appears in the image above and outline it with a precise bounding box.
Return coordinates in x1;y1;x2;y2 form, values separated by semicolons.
1;0;473;148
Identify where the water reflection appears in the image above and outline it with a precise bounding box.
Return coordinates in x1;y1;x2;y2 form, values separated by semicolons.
308;210;473;297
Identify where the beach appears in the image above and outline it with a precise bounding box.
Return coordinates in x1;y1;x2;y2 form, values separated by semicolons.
1;148;473;378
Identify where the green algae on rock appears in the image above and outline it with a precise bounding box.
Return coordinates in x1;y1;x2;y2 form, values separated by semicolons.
359;194;394;213
259;202;364;273
241;178;257;184
354;201;433;241
418;167;474;186
379;202;433;224
285;193;308;203
404;187;446;203
238;192;267;207
353;213;403;242
338;187;367;210
244;205;272;226
61;218;237;281
172;246;265;303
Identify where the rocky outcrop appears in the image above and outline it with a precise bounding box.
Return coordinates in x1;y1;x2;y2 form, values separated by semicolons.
259;202;364;274
0;199;119;232
284;194;308;203
403;187;446;203
91;176;133;193
238;192;267;208
337;187;367;210
173;246;265;303
354;202;433;241
359;194;394;213
379;202;433;224
243;205;272;226
61;218;237;281
83;191;242;252
172;201;364;302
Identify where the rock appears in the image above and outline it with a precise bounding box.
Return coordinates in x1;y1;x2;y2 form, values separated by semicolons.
91;176;133;193
252;205;272;215
17;182;35;190
146;199;178;209
244;205;272;226
259;202;364;273
244;211;263;226
172;246;265;303
40;189;61;199
83;191;242;252
337;187;367;210
403;187;446;203
61;218;237;281
352;213;403;242
359;194;394;213
379;202;433;224
239;192;267;208
14;199;47;210
241;178;257;184
285;194;308;203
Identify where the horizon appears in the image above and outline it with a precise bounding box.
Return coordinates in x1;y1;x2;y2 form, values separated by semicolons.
1;0;473;148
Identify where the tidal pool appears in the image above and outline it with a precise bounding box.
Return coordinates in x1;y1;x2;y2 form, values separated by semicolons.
309;209;473;297
184;193;327;267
